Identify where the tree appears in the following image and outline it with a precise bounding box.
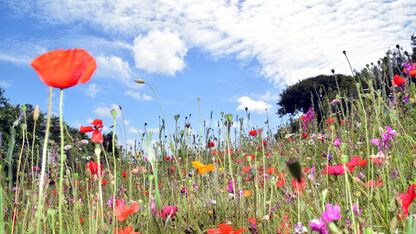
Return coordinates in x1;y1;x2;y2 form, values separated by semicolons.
277;74;363;123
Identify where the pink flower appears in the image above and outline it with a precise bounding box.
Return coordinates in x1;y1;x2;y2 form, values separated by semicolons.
160;205;178;219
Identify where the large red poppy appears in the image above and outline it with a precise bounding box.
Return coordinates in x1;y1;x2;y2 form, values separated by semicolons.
31;49;96;89
399;184;416;217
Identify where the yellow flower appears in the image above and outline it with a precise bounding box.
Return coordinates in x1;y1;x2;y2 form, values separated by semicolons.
192;161;215;175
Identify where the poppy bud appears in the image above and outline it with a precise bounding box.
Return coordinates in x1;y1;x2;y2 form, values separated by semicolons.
111;108;117;119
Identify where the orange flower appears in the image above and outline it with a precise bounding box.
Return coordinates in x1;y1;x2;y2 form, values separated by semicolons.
115;202;140;222
31;49;96;89
243;190;252;197
207;223;245;234
114;226;139;234
192;161;215;175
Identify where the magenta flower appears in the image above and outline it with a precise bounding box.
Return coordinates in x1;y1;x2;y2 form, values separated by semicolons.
321;203;341;223
309;218;328;234
160;205;178;219
332;138;342;148
228;180;234;193
300;107;315;130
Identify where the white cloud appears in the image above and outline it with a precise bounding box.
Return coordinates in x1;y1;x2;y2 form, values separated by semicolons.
94;104;122;119
85;83;99;97
133;30;187;75
7;0;416;86
237;96;272;114
124;90;153;101
96;55;134;86
0;80;11;88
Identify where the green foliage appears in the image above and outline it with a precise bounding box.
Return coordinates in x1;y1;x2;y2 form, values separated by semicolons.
277;74;364;120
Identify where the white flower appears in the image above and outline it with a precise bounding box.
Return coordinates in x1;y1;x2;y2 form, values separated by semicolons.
64;145;72;150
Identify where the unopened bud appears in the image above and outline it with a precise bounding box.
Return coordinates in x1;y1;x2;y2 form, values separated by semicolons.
94;145;101;157
111;109;117;119
33;105;40;121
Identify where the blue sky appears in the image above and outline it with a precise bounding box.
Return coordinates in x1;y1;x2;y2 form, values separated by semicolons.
0;0;415;145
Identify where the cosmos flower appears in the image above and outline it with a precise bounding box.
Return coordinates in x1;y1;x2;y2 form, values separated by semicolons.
192;161;215;175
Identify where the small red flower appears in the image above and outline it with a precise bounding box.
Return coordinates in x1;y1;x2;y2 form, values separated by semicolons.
101;179;108;186
208;141;216;148
31;49;96;89
302;133;308;139
346;156;367;168
249;129;258;137
326;117;335;125
121;171;127;178
393;75;406;87
207;223;245;234
86;161;103;176
291;178;306;192
276;173;285;188
322;164;345;175
80;119;103;143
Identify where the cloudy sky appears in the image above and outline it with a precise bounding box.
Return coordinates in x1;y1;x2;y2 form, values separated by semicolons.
0;0;415;144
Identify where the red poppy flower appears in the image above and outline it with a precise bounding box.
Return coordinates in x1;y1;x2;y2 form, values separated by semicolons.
291;178;306;192
346;156;367;168
80;119;103;143
326;117;335;125
208;141;216;148
160;205;178;219
393;75;406;87
249;129;258;137
114;225;139;234
101;179;108;186
207;223;245;234
399;184;416;217
302;133;308;139
365;177;383;188
121;171;127;178
31;49;96;89
242;166;252;173
115;202;140;222
86;161;103;176
276;173;285;188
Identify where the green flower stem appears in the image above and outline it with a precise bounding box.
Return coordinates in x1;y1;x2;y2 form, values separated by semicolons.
36;87;53;234
112;114;118;232
58;89;65;234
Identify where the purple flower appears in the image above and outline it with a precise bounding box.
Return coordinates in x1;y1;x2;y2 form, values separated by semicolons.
321;203;341;223
371;126;397;151
332;138;342;148
309;218;328;234
352;204;362;217
403;95;410;104
294;222;308;233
